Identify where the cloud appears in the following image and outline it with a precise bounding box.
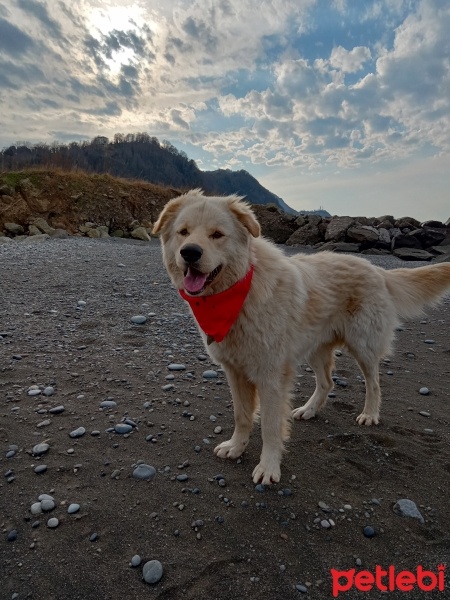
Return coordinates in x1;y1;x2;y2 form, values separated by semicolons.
0;18;35;55
16;0;63;39
329;46;371;73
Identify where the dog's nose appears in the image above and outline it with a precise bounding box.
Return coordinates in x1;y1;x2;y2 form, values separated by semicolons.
180;243;203;264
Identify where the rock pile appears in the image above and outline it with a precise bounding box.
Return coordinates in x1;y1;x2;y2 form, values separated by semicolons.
252;205;450;261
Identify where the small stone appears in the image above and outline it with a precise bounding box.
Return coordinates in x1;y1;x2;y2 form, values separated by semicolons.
32;443;49;456
40;498;55;512
162;384;175;391
214;426;222;434
255;484;265;493
419;387;430;395
49;405;65;414
69;427;86;438
47;517;59;528
419;411;431;417
131;555;142;567
203;370;218;379
133;464;156;481
143;560;164;584
320;519;331;529
34;464;47;474
296;584;308;593
363;526;376;538
7;529;18;542
31;502;42;515
424;339;435;344
100;400;117;409
393;499;425;523
6;450;15;458
176;474;189;482
90;533;98;542
28;388;41;397
68;503;80;514
114;423;133;434
131;315;147;324
168;363;186;371
43;386;55;396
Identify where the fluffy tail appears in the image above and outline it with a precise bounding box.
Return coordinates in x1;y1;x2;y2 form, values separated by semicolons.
383;262;450;319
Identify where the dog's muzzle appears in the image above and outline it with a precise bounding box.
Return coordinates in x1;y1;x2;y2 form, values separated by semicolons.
180;243;203;264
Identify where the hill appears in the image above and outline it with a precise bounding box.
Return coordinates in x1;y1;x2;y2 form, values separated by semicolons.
0;135;298;214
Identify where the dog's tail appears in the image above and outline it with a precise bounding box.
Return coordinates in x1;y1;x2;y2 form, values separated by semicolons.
383;262;450;319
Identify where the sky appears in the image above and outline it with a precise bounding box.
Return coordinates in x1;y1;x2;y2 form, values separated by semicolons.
1;0;449;221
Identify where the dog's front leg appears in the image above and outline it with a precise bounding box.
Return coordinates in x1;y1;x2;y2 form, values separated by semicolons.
252;370;293;485
214;365;259;460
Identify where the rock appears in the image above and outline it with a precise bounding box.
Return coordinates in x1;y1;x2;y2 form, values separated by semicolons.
318;242;361;253
412;226;446;248
421;220;445;228
111;229;124;238
47;517;59;528
97;225;110;238
86;228;101;239
391;232;423;250
28;224;42;236
69;426;86;438
419;387;430;395
395;216;421;229
203;370;218;378
393;248;434;261
133;464;156;481
33;443;49;456
0;236;13;244
131;315;147;324
32;218;54;234
252;205;297;243
0;184;14;196
325;216;355;242
49;228;69;239
131;227;151;242
393;499;425;523
285;223;322;246
377;215;395;225
21;234;50;244
131;555;142;567
377;227;391;245
346;225;379;244
142;560;163;584
4;222;24;235
114;423;133;434
68;503;80;514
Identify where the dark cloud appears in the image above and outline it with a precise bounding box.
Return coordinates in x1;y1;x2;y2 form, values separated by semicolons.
0;18;34;55
17;0;63;39
85;101;122;116
69;76;105;98
0;60;46;84
181;16;217;53
0;73;18;89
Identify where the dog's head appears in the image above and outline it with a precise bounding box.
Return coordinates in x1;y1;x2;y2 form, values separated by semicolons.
153;189;260;296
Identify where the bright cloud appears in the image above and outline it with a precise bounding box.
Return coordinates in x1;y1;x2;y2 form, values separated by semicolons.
0;0;449;219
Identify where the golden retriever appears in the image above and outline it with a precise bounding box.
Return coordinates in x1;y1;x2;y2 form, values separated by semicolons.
153;190;450;485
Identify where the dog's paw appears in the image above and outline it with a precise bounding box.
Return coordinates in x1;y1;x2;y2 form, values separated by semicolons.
214;438;248;459
356;412;379;426
252;460;281;485
292;405;317;420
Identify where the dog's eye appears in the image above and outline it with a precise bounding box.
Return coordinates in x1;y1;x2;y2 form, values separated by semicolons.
178;228;189;236
211;231;224;239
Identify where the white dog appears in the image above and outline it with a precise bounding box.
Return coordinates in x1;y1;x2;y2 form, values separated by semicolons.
153;190;450;484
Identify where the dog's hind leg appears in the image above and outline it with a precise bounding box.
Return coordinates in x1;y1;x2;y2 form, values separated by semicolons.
252;364;294;485
292;343;335;421
214;365;259;460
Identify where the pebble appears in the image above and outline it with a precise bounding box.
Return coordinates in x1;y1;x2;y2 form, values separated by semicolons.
27;388;41;397
168;363;186;371
214;426;222;434
90;533;99;542
203;370;218;378
131;555;142;567
33;443;49;456
255;484;265;493
393;499;425;523
7;529;18;542
47;517;59;528
68;503;80;514
424;339;435;344
296;584;308;593
41;498;56;512
162;384;175;391
31;502;43;515
133;464;156;481
320;519;331;529
419;387;430;395
49;405;65;414
142;560;164;584
114;423;133;434
100;400;117;409
34;464;47;474
43;386;55;396
69;427;86;438
131;315;147;324
363;526;376;538
176;474;189;482
419;411;431;417
6;450;15;458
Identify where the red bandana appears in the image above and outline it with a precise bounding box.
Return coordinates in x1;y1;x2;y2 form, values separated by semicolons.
179;265;254;343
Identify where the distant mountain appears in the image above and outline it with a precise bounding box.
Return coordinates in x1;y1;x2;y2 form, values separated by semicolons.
0;134;302;214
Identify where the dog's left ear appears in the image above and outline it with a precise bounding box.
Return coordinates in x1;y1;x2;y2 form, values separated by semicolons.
152;196;184;235
228;197;260;238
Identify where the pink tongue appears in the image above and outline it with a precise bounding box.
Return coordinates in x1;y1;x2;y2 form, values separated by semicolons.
184;268;208;293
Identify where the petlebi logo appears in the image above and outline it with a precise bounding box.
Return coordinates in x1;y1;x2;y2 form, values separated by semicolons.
331;564;446;597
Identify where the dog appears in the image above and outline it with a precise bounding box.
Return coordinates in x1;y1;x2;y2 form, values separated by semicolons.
153;190;450;485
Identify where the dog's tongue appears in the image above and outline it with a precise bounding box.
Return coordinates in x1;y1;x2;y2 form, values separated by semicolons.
184;267;208;294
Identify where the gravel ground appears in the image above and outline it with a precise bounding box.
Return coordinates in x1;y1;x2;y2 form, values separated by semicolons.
1;237;450;600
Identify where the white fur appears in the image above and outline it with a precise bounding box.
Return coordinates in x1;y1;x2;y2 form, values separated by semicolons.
153;191;450;484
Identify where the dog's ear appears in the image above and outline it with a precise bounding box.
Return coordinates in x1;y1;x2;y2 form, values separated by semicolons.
228;197;260;238
152;196;184;235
